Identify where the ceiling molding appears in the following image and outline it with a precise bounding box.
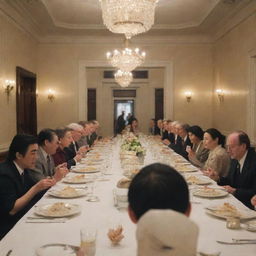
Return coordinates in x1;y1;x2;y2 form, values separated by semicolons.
0;0;41;41
213;0;256;42
39;34;213;45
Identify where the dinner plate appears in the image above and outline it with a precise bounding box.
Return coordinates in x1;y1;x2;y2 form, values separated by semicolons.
72;167;100;173
176;165;197;173
48;188;87;198
206;204;256;220
35;202;81;218
185;175;212;185
193;188;228;198
62;175;92;184
36;243;78;256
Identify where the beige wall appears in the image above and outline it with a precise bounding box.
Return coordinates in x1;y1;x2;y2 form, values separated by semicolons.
213;13;256;137
0;12;37;150
37;43;214;136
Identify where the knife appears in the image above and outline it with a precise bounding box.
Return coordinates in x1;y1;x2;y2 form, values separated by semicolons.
217;240;256;245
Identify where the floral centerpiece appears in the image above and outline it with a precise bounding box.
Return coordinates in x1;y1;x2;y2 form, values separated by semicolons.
121;133;146;156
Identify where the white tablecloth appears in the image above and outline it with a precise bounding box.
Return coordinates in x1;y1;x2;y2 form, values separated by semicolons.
0;138;256;256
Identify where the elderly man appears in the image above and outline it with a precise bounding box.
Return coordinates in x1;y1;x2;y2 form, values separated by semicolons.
170;123;192;160
0;134;55;239
128;163;198;256
66;123;87;159
77;121;91;148
209;131;256;209
27;129;68;182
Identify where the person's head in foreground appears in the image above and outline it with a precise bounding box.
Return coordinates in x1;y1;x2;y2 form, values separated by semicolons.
128;163;198;256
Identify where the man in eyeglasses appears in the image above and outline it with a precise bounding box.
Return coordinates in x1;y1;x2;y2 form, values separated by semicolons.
209;131;256;209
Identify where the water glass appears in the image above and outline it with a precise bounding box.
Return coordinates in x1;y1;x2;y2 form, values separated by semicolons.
80;227;97;256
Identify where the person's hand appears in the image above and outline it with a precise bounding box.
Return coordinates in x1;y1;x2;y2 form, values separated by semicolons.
34;178;55;192
78;146;88;154
203;168;219;181
74;153;82;162
188;149;195;157
54;166;69;182
162;139;170;145
223;185;236;194
251;195;256;207
56;163;67;169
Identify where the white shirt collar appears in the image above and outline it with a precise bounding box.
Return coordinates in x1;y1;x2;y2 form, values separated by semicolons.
239;150;248;173
40;146;48;160
13;161;24;175
183;135;187;141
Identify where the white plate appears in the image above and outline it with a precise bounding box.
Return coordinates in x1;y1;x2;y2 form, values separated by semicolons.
36;244;78;256
185;175;212;185
35;203;81;218
206;205;256;220
72;167;100;173
193;189;228;198
176;166;197;173
48;188;87;198
62;175;92;184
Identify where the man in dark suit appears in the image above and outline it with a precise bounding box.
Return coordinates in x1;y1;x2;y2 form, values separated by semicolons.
169;123;192;160
116;111;126;135
209;131;256;209
0;134;55;239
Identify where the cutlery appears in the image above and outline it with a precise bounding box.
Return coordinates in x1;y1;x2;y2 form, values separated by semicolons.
198;252;220;256
26;220;66;223
217;240;256;245
6;250;12;256
232;238;256;242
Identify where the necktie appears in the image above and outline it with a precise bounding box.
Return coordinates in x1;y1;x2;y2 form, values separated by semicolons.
47;155;51;176
21;172;24;184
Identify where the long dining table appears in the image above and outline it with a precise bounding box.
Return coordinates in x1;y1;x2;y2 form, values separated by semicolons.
0;135;256;256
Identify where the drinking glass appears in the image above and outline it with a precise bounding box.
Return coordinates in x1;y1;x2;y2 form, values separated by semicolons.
80;227;97;256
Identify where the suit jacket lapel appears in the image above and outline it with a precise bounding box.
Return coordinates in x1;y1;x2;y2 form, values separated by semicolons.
38;147;48;176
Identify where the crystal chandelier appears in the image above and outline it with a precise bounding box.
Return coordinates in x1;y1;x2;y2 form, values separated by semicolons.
99;0;159;39
114;70;133;87
106;47;146;72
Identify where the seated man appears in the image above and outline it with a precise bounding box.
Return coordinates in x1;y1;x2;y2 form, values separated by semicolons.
128;163;198;256
27;129;68;182
66;123;87;158
209;131;256;209
169;123;192;160
0;134;55;239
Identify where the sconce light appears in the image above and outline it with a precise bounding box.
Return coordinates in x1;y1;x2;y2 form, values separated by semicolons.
185;91;192;102
3;80;15;97
216;89;224;102
47;89;55;102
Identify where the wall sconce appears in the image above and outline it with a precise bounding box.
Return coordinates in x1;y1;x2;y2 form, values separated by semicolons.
216;89;224;102
47;89;55;102
185;91;192;102
3;80;15;97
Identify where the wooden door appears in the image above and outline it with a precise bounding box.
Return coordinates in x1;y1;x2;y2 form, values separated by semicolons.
16;67;37;135
155;88;164;120
87;88;96;121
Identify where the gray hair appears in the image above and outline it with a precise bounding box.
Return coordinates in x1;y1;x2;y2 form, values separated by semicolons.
67;123;83;131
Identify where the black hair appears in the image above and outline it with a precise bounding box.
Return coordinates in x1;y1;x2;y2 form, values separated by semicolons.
55;128;71;139
236;131;250;149
188;125;204;140
7;134;38;161
128;163;189;220
205;128;225;147
37;129;56;146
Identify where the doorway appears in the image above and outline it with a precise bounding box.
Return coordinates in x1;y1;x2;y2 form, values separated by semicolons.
16;66;37;135
114;99;134;133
